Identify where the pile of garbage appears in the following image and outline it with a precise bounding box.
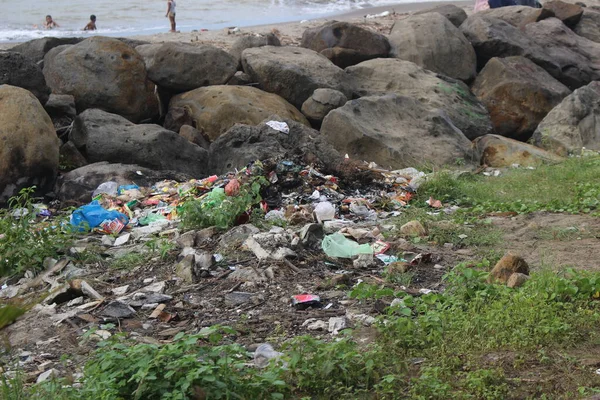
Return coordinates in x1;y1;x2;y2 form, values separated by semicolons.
68;159;428;254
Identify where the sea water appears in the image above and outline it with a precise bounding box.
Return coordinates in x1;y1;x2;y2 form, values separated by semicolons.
0;0;430;43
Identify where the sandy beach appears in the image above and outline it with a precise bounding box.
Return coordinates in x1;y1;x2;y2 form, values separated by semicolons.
0;1;473;50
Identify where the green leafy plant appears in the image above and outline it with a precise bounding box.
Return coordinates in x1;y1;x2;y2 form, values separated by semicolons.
0;187;74;277
180;177;267;230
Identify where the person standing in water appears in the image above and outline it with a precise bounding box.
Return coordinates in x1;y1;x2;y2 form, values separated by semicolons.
44;15;59;29
165;0;176;32
83;15;97;31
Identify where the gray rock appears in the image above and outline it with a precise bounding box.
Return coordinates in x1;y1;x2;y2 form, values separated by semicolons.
59;141;88;170
532;81;600;156
0;52;50;104
128;293;172;308
42;36;158;122
228;267;265;283
542;0;583;27
574;10;600;43
101;301;136;318
209;116;343;175
10;37;83;63
414;4;468;27
45;94;76;118
0;85;59;204
477;6;555;28
168;85;308;142
143;42;237;93
179;125;210;149
219;224;260;248
229;33;281;70
389;13;476;82
301;21;390;68
301;88;348;124
226;71;255;86
176;231;197;248
346;58;492;140
224;291;259;307
241;45;352;109
459;15;559;73
473;134;564;167
328;316;348;334
321;94;474;169
70;109;207;176
36;368;59;384
175;254;195;283
472;56;572;140
54;161;192;204
524;17;600;89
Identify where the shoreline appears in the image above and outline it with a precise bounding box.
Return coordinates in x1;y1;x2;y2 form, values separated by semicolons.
0;1;473;50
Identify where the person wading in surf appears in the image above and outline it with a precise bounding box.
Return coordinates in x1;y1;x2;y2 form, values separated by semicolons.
165;0;176;32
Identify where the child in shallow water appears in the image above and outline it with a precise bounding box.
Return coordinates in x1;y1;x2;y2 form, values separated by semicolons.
38;15;59;29
83;15;97;31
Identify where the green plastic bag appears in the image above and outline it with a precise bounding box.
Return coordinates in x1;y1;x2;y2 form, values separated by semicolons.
321;233;373;258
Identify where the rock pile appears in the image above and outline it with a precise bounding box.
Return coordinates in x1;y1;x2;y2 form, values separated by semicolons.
1;3;598;204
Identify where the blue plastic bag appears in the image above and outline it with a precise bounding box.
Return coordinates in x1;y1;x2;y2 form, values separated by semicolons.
70;201;129;232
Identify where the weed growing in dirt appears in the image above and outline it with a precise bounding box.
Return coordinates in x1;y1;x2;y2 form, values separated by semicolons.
0;187;74;277
7;266;600;399
180;177;267;230
419;156;600;214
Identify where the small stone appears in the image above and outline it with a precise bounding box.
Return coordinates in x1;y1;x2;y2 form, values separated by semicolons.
37;369;59;384
328;316;349;335
433;264;445;270
400;220;428;237
264;267;275;280
489;253;529;284
66;297;84;307
127;293;172;308
228;267;264;283
112;285;129;296
113;233;131;247
331;274;353;287
507;272;530;288
80;281;104;301
224;291;258;307
101;301;136;319
143;278;155;284
142;281;166;293
93;330;112;340
347;312;375;326
101;235;115;246
176;230;196;249
194;252;214;271
175;254;195;283
141;303;159;309
353;253;375;269
307;319;327;331
196;226;219;245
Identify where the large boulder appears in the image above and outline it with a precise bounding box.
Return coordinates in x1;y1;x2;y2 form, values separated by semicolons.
414;4;468;27
9;37;83;63
0;85;60;203
346;58;492;140
524;18;600;89
542;0;583;27
209;116;343;175
460;15;558;73
531;81;600;156
300;21;390;68
168;85;309;142
472;56;571;140
42;37;158;122
241;46;352;109
0;52;50;104
389;13;476;82
473;134;564;167
574;10;600;43
320;94;474;169
70;109;207;176
229;33;281;70
143;42;237;93
301;88;348;125
54;162;192;204
477;6;555;28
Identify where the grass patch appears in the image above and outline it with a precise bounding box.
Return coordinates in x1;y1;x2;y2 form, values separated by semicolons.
418;156;600;214
0;187;74;277
8;266;600;399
